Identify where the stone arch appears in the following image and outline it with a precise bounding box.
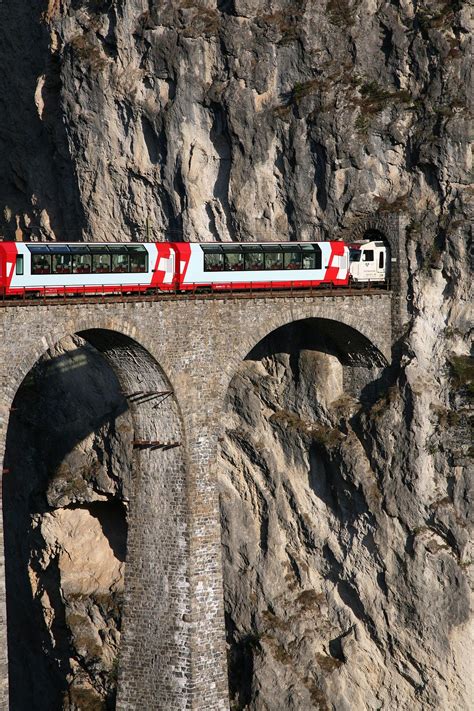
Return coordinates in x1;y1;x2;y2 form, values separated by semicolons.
220;310;389;404
349;213;399;253
0;326;190;709
246;317;387;366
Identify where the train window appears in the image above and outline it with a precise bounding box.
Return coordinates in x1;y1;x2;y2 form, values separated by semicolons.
31;254;51;275
225;252;244;271
112;253;129;273
349;249;361;262
265;252;284;270
284;251;302;270
52;254;72;274
244;252;264;270
129;249;148;273
379;252;384;269
301;245;322;270
16;255;24;275
72;254;92;274
362;250;374;262
204;253;224;271
92;254;111;274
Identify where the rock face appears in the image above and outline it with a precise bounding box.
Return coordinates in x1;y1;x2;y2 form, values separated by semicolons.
0;0;472;709
1;0;470;246
219;324;472;710
4;336;132;709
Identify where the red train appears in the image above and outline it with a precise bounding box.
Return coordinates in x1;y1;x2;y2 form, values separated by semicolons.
0;240;388;298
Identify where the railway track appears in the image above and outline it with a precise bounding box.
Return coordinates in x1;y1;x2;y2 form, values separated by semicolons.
0;285;391;308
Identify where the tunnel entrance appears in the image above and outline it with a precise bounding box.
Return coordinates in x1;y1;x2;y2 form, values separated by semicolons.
2;329;188;709
218;317;387;709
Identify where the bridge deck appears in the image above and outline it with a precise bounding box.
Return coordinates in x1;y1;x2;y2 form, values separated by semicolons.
0;285;390;307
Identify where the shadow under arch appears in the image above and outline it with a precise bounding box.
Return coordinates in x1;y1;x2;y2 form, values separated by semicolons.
218;316;389;416
218;311;391;410
245;317;388;368
1;328;190;709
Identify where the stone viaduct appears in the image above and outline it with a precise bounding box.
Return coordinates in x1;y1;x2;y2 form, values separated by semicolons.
0;292;391;709
0;215;408;709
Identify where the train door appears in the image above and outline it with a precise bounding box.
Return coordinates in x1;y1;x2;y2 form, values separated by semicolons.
359;242;386;281
152;243;176;289
359;245;377;280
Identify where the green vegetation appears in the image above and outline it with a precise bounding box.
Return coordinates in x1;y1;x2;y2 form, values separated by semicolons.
416;0;464;31
261;609;291;632
272;78;323;118
448;355;474;395
357;80;412;113
370;385;399;417
374;193;410;213
311;424;344;447
315;651;344;672
406;219;422;240
260;9;304;44
354;113;370;135
425;437;439;456
296;589;326;610
269;410;343;448
352;79;412;133
70;34;108;72
292;79;320;102
326;0;359;27
429;496;451;510
180;2;220;37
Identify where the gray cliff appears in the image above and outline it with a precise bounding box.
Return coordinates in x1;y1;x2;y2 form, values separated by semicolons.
1;1;472;709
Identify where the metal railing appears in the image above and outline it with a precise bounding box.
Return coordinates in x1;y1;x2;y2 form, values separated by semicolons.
0;278;391;307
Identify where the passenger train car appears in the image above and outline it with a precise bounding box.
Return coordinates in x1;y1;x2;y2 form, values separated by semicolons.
0;240;388;298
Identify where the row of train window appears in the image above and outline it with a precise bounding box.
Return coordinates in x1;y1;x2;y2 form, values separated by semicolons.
20;245;148;275
202;246;323;272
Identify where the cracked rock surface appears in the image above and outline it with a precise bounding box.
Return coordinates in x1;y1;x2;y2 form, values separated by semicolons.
219;323;472;710
1;0;470;246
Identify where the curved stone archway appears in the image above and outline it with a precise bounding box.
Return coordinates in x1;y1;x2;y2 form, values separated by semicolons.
245;316;388;366
219;314;389;417
0;328;190;710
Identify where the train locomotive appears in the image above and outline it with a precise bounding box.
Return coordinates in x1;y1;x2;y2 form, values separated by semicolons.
0;240;388;298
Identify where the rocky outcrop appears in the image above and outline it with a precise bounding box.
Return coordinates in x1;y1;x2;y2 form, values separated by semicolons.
0;1;470;248
219;328;472;710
